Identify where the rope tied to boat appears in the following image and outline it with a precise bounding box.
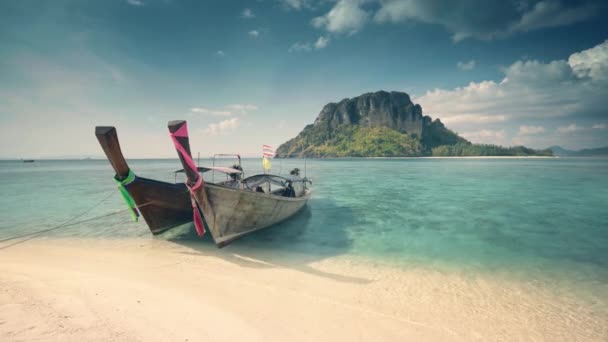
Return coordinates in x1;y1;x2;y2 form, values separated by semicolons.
0;191;153;250
113;169;140;222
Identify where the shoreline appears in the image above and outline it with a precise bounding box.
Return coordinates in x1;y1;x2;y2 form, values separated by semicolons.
365;156;557;159
275;156;559;159
1;238;606;341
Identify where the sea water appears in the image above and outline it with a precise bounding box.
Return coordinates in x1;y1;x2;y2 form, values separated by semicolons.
1;158;607;300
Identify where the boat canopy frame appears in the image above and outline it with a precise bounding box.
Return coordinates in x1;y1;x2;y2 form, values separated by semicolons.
241;174;311;191
174;166;243;175
212;154;242;183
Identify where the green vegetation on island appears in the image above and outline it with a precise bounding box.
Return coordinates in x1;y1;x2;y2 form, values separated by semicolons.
432;142;553;157
298;126;424;157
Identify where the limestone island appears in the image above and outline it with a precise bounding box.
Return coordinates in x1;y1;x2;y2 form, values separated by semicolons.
276;91;553;158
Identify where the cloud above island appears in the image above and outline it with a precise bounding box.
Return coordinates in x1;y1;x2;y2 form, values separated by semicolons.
304;0;600;42
374;0;599;41
312;0;369;35
414;40;608;147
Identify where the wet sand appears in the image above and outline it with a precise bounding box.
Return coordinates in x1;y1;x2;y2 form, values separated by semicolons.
1;238;606;341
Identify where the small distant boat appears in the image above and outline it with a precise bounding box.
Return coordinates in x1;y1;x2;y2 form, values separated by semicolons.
95;120;311;247
22;159;35;163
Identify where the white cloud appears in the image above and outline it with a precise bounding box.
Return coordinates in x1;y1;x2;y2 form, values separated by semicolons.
278;0;310;10
460;129;506;144
288;42;312;53
314;36;330;49
312;0;369;35
203;118;239;136
241;8;255;18
568;40;608;81
373;0;597;42
439;114;507;125
191;104;257;117
457;60;476;71
191;107;232;116
216;50;225;56
557;124;581;133
592;123;607;129
126;0;144;6
510;0;598;33
248;30;260;38
225;104;258;115
415;41;608;131
289;36;330;52
308;1;597;42
519;125;546;135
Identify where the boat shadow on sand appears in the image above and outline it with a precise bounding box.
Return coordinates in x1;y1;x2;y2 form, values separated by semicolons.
163;198;372;284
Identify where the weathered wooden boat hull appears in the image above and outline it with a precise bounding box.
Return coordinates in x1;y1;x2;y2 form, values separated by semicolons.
96;126;192;234
205;184;310;246
124;177;192;234
167;120;311;247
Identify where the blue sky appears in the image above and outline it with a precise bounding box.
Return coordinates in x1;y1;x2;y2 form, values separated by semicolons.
1;0;607;158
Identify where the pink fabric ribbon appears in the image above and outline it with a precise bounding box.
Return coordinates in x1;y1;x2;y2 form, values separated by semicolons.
185;175;206;237
169;125;199;172
169;124;206;237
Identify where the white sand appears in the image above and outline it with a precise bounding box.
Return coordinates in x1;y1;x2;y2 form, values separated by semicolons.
1;238;606;341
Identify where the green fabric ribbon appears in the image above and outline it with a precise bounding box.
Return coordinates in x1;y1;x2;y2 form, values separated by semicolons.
114;170;139;222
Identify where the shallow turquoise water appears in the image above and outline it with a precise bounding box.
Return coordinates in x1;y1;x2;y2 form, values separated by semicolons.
1;158;607;292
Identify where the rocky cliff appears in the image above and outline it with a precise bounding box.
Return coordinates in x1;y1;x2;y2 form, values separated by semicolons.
313;91;427;137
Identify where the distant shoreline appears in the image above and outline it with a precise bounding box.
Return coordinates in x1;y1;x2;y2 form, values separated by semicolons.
277;155;564;159
349;156;558;159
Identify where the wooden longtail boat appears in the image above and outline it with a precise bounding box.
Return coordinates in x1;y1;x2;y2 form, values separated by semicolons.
95;120;311;248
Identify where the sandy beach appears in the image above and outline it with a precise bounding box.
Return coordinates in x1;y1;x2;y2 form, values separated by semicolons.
1;238;606;342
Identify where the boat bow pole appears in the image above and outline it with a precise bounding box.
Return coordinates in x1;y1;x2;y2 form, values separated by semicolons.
168;120;215;237
95;126;140;221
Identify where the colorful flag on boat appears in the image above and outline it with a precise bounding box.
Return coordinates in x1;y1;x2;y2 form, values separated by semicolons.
262;144;274;171
263;144;275;158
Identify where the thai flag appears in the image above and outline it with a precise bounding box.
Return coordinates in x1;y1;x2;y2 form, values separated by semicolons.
263;144;275;158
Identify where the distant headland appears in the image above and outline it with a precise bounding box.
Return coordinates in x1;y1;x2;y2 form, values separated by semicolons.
276;91;552;158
